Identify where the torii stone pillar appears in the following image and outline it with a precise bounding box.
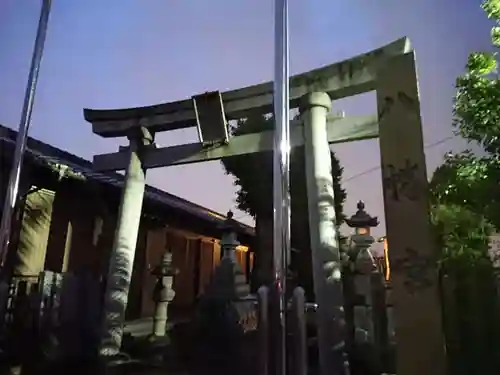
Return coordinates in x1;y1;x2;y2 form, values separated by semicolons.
377;53;446;375
99;127;153;356
301;92;348;375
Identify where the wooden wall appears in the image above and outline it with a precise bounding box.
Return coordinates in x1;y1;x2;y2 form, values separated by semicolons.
139;226;252;318
43;179;117;277
8;175;254;321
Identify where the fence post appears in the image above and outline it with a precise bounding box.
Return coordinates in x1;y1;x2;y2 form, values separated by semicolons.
291;287;307;375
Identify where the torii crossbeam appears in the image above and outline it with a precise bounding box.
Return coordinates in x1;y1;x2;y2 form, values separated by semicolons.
84;37;447;375
91;115;378;171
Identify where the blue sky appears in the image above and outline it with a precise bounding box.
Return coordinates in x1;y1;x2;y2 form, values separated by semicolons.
0;0;492;238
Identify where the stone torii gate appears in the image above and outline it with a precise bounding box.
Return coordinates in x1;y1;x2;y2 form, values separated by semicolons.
84;37;446;375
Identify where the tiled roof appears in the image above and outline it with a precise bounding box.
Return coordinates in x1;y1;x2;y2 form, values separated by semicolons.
0;125;254;236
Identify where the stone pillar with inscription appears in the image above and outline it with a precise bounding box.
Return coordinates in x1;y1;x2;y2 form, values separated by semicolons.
301;92;349;375
377;52;447;375
99;127;154;357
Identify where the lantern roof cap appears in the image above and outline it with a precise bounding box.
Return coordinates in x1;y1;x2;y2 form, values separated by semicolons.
151;251;178;276
219;210;238;232
345;201;379;228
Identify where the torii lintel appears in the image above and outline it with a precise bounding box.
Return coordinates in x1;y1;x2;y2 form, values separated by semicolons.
83;37;411;138
92;115;379;172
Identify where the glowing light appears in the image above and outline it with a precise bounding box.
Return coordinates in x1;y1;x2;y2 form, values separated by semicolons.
280;138;291;156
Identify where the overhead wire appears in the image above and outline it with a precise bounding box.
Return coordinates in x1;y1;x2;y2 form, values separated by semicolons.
231;135;456;221
343;135;455;183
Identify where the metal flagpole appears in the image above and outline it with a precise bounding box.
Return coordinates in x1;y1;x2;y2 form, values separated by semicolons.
272;0;290;374
0;0;52;267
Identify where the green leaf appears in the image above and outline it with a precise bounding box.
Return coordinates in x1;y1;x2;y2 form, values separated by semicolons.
482;0;500;20
466;52;497;75
492;26;500;47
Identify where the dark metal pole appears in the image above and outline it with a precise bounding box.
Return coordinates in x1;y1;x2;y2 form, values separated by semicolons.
257;286;270;375
292;287;308;375
0;0;52;266
272;0;290;374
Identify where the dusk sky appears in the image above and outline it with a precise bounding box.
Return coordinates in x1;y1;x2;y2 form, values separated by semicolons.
0;0;492;240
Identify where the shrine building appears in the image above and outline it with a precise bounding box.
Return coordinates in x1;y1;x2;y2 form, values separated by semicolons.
0;124;255;319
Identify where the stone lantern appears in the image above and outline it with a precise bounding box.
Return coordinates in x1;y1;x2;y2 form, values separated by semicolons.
345;201;379;273
220;211;240;262
345;201;380;346
193;211;255;375
210;211;250;298
150;251;178;338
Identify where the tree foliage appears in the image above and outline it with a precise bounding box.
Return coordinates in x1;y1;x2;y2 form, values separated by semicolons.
430;152;500;228
222;112;346;245
425;5;500;370
453;1;500;155
430;0;500;260
430;203;494;267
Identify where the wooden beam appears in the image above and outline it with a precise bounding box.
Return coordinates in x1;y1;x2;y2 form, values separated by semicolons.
85;38;410;137
92;115;378;172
